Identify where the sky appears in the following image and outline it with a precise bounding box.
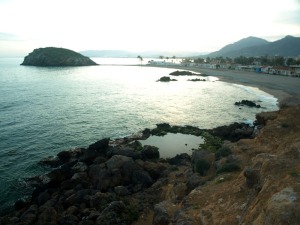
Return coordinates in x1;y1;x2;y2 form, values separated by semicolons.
0;0;300;57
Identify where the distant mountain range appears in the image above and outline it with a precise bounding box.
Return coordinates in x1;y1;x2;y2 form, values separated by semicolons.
208;35;300;57
80;35;300;59
80;50;208;58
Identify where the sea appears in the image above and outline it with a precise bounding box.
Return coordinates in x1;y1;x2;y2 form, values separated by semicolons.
0;57;278;213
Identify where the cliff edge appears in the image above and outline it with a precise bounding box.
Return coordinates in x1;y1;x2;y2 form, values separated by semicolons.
21;47;98;67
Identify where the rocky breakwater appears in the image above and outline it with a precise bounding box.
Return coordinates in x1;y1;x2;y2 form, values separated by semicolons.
21;47;98;67
1;106;300;225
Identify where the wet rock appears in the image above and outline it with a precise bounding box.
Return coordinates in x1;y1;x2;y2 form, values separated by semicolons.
235;100;261;108
88;138;110;153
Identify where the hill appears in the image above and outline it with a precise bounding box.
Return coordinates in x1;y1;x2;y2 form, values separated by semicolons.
80;50;206;58
209;35;300;57
21;47;98;66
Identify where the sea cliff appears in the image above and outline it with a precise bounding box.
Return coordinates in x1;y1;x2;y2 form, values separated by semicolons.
1;106;300;225
21;47;98;67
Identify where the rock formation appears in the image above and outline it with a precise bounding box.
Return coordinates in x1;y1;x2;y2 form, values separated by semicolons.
21;47;98;67
1;106;300;225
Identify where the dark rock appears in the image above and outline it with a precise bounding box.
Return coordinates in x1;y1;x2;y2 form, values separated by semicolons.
234;100;261;108
157;76;177;82
187;174;206;191
14;199;27;211
211;122;254;142
37;191;51;206
40;156;61;167
187;78;206;81
89;192;116;211
58;215;79;225
114;186;131;196
143;161;167;180
107;147;141;160
38;207;57;225
88;165;111;191
244;168;261;189
169;70;198;76
255;111;278;126
132;170;153;188
153;201;170;225
88;138;110;152
57;150;72;163
96;201;126;225
80;148;101;165
21;47;98;67
168;153;191;165
20;204;38;224
141;145;160;161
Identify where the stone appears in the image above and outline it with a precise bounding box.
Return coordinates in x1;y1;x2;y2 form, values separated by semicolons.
141;145;160;161
96;201;126;225
37;207;57;225
254;187;300;225
244;168;260;189
168;153;191;166
153;201;170;225
20;204;38;224
88;138;110;153
132;170;153;188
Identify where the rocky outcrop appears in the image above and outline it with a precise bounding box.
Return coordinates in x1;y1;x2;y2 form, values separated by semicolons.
21;47;98;67
157;76;177;82
1;106;300;225
235;99;261;108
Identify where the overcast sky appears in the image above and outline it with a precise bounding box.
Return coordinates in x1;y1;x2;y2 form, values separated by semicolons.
1;0;300;57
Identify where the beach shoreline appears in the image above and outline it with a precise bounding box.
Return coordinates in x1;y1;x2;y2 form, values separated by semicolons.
146;65;300;106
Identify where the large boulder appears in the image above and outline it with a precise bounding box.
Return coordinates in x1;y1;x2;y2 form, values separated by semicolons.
21;47;98;66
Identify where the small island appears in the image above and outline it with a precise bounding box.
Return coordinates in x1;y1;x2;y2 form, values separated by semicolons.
21;47;98;67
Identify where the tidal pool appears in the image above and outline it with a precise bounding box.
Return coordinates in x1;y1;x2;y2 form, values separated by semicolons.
140;133;204;158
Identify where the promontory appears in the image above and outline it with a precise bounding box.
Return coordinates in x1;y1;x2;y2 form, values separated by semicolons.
21;47;98;66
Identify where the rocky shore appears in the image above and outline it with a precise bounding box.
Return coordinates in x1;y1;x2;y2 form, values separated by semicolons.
1;105;300;225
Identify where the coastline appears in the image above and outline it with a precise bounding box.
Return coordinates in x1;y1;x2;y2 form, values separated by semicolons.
146;65;300;106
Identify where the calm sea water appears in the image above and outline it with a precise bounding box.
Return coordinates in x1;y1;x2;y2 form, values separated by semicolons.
0;57;278;212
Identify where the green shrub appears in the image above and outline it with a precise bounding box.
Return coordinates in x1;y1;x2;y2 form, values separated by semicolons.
217;163;240;174
199;132;222;153
215;146;232;160
195;159;210;176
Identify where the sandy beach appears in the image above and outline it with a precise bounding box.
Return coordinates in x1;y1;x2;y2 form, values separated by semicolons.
148;65;300;106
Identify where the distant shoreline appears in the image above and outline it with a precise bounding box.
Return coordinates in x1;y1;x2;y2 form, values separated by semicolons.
146;65;300;106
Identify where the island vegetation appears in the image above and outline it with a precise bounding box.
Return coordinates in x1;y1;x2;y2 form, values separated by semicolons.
21;47;98;67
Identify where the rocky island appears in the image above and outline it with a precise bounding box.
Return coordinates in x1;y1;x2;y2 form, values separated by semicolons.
21;47;98;67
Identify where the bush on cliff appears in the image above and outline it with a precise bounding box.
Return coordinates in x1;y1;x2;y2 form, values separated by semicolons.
195;159;210;176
